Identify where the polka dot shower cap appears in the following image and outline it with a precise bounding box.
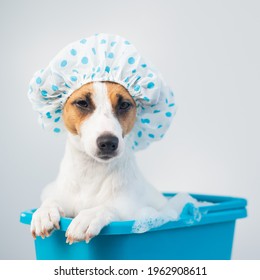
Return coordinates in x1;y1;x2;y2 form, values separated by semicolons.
28;33;176;151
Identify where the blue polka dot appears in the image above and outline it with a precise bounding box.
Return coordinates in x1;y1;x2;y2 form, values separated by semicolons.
138;131;142;138
70;49;77;56
165;98;168;104
160;134;164;138
55;109;62;114
65;83;71;88
128;57;135;64
134;85;140;91
80;39;87;44
141;64;147;68
143;97;150;102
124;40;130;45
36;77;42;84
105;66;110;73
169;103;175;107
70;76;77;82
134;141;138;146
147;82;155;89
46;112;52;119
53;128;61;133
124;77;129;83
111;41;116;47
96;66;101;72
153;110;160;113
114;66;120;71
107;52;114;59
91;73;95;79
100;39;106;44
54;117;60;123
52;85;59;91
81;57;88;64
148;73;153;78
158;124;163;128
41;90;47;97
92;48;96;55
132;69;137;73
165;112;172;117
148;134;155;138
60;60;67;67
141;118;150;124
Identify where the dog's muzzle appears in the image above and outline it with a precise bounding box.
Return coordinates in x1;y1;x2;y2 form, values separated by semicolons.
96;133;119;160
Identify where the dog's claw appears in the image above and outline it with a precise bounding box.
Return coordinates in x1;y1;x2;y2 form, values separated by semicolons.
54;222;60;230
40;233;45;239
85;234;94;243
66;236;74;245
32;231;36;240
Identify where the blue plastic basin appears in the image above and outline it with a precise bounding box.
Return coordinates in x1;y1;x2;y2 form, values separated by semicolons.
20;193;247;260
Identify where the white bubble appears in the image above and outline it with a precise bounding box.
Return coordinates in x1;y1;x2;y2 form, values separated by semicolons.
132;193;212;233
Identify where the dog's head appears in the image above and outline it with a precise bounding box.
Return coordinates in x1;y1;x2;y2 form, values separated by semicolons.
63;81;136;162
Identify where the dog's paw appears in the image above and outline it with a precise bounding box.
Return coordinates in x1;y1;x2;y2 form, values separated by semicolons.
30;206;64;239
65;208;114;244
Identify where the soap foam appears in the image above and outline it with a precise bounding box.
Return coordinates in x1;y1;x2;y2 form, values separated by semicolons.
132;193;212;233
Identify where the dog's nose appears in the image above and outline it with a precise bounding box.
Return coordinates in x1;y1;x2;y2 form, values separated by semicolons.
97;134;119;153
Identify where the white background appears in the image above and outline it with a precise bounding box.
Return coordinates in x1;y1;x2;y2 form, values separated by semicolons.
0;0;259;259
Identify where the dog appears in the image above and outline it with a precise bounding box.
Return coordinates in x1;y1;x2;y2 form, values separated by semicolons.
31;81;167;244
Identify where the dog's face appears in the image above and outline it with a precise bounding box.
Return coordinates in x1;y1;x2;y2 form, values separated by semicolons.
63;82;136;162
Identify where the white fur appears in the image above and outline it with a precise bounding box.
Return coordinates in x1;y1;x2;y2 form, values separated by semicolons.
31;82;167;243
80;82;124;162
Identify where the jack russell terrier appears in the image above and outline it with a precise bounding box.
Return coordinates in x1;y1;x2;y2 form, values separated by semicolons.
28;34;175;244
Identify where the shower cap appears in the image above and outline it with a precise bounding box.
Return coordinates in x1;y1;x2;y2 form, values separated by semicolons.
28;33;176;151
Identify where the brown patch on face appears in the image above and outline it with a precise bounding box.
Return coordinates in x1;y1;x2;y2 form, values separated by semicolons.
63;83;96;135
106;82;137;136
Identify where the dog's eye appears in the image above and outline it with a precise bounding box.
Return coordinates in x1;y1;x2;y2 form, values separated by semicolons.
119;101;131;110
75;100;88;108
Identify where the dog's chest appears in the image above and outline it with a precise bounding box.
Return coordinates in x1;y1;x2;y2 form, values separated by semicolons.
61;164;117;216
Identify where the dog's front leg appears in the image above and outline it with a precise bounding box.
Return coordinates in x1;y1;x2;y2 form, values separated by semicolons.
65;206;118;244
30;199;64;239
